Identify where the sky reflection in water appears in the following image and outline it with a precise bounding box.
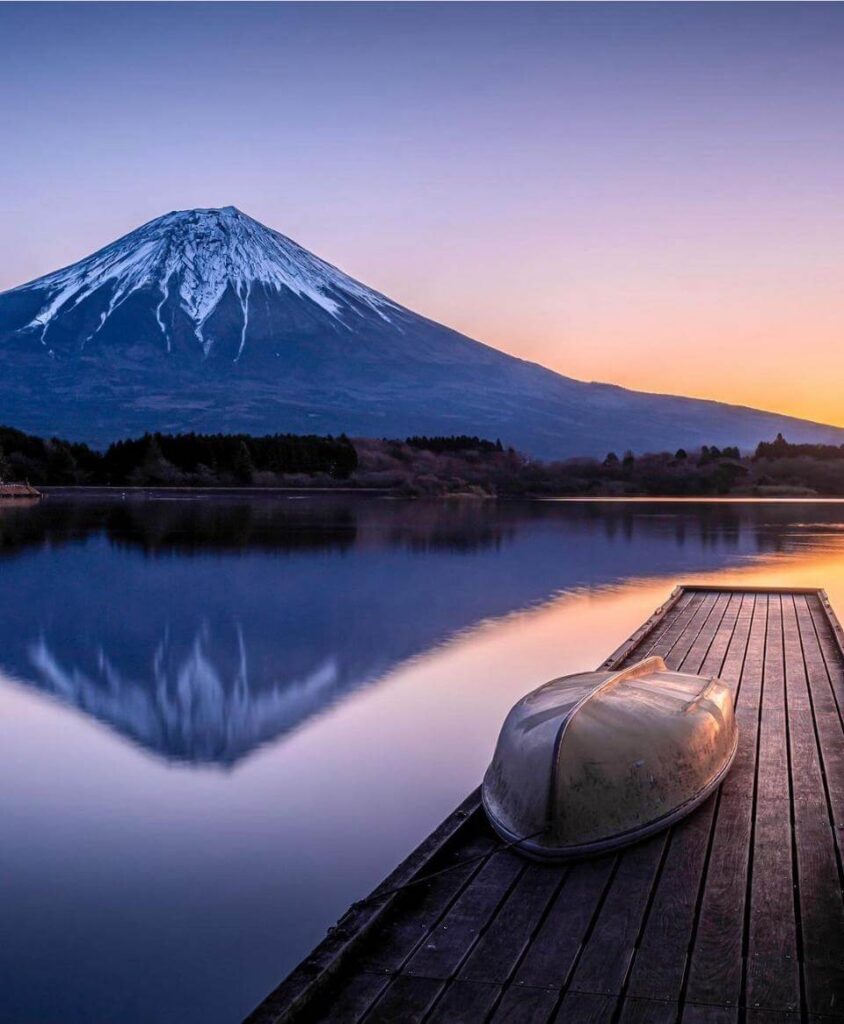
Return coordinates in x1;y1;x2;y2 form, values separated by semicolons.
3;495;844;1023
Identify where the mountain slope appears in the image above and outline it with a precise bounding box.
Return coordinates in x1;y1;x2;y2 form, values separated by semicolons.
0;205;840;457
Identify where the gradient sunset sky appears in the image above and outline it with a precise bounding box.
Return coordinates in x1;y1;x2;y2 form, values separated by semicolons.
1;2;841;425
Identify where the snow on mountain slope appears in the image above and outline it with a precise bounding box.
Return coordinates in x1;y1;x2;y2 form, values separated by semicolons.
1;204;843;457
16;206;397;358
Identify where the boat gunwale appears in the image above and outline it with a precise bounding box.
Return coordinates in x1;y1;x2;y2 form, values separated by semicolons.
242;583;835;1024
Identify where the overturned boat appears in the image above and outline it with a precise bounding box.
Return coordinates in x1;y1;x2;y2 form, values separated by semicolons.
482;655;738;861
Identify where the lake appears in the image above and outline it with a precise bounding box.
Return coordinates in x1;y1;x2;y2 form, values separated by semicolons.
3;493;844;1023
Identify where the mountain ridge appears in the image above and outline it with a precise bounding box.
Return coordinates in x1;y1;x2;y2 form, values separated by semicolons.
1;205;841;458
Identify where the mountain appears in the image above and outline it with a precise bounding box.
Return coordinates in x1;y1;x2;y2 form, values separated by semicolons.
0;205;841;457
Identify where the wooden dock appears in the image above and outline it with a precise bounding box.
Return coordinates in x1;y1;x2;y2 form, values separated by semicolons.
245;586;844;1024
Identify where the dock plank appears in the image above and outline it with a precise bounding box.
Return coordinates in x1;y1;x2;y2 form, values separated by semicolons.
315;974;391;1024
679;591;734;674
682;1006;738;1024
628;592;750;1003
808;596;844;710
554;991;617;1023
359;829;498;973
789;596;844;1018
424;979;500;1023
404;850;523;980
458;861;564;985
512;855;615;990
633;590;703;664
625;798;714;1003
568;831;668;996
618;997;680;1024
361;975;442;1023
747;595;801;1014
685;594;766;1009
802;597;844;872
662;592;723;670
488;984;559;1023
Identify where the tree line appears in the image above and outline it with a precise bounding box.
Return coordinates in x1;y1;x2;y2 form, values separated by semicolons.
405;435;505;454
4;425;844;495
0;426;358;486
753;432;844;462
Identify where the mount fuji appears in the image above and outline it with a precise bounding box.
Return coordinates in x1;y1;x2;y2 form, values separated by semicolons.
0;205;841;457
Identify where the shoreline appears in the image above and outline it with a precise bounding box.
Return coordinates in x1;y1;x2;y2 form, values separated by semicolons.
37;484;394;495
30;485;844;503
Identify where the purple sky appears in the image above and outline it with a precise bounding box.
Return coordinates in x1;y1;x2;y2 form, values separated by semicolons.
1;2;842;423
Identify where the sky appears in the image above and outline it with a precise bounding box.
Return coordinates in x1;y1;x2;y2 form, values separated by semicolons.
0;2;842;426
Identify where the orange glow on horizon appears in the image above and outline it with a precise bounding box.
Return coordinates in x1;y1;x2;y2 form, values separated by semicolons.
390;274;844;433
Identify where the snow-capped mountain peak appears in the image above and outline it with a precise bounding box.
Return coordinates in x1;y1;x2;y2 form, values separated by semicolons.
3;204;844;458
13;205;397;357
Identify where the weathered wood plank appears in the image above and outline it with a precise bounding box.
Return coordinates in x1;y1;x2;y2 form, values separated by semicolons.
604;588;696;669
682;1004;738;1024
513;855;615;990
787;596;844;1019
661;593;722;670
802;596;844;871
809;594;844;711
685;594;766;1009
618;997;680;1024
626;795;715;1003
360;830;498;973
696;591;746;682
312;972;391;1023
643;589;701;652
746;594;801;1013
627;593;751;1004
554;991;617;1023
568;832;668;996
458;862;563;984
488;984;560;1023
720;593;758;694
424;979;500;1023
744;1012;801;1024
638;591;714;666
404;850;523;980
678;591;734;674
360;974;443;1023
799;961;844;1019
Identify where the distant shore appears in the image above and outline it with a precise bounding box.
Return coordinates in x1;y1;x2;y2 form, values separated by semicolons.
6;428;844;499
37;484;393;495
33;486;844;504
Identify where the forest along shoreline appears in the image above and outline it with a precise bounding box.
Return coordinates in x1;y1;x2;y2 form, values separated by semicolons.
3;425;844;499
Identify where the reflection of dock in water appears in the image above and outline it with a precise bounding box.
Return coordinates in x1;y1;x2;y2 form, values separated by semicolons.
248;586;844;1024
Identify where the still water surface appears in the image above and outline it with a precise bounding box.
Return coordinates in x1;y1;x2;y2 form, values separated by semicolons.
4;494;844;1023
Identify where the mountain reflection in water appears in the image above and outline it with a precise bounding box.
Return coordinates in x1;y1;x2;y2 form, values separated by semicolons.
1;493;843;766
